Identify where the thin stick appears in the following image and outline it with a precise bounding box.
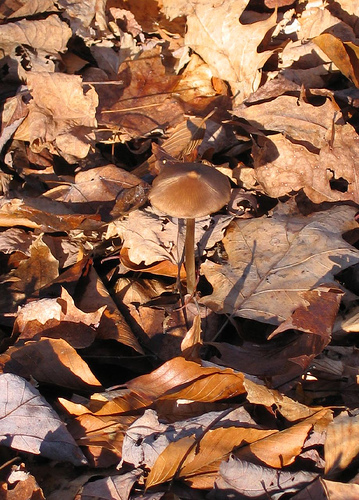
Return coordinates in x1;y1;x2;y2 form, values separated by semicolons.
185;218;196;295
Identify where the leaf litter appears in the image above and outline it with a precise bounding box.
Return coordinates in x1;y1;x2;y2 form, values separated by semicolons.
2;0;359;498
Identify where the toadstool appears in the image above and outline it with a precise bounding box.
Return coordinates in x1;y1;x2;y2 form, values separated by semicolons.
149;162;231;295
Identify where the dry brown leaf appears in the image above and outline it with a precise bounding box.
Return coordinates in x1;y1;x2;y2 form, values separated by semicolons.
44;163;149;217
0;373;87;465
110;206;231;268
127;357;246;402
235;408;332;468
324;412;359;478
161;0;277;103
0;234;59;320
243;377;323;422
13;287;105;348
292;476;359;499
0;14;71;56
234;94;338;150
0;338;102;391
251;121;359;204
16;72;98;160
97;46;185;139
76;265;143;353
314;34;359;88
147;426;276;489
201;205;359;325
2;0;56;19
5;466;46;500
181;313;202;352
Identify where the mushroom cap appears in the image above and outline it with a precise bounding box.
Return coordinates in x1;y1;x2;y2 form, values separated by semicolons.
149;162;231;218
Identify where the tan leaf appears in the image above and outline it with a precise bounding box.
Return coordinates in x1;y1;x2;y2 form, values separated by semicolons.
235;409;332;468
324;412;359;478
181;313;202;352
76;265;143;353
146;436;197;488
314;33;359;88
201;205;359;324
147;427;276;489
14;287;105;349
19;72;98;159
0;14;71;55
162;0;277;103
234;94;338;150
44;164;148;216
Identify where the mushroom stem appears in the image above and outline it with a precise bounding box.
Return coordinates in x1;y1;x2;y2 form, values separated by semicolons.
185;217;196;295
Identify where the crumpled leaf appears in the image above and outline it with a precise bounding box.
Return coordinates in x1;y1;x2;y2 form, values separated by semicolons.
201;205;359;325
252;122;359;204
14;287;105;348
161;0;277;103
0;373;87;465
16;72;98;160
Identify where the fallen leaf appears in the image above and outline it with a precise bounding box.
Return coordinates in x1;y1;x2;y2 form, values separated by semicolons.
235;408;332;468
14;287;105;348
0;338;102;391
0;373;87;465
44;164;149;218
0;14;71;56
161;0;277;103
234;94;338;150
127;357;246;403
201;205;359;324
324;411;359;478
147;426;276;489
211;456;317;499
17;72;98;160
80;470;142;500
314;33;359;88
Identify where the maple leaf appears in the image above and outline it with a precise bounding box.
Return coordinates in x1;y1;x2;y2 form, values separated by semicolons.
161;0;277;103
201;205;359;324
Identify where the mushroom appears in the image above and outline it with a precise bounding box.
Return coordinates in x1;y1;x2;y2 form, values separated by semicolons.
149;162;231;295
